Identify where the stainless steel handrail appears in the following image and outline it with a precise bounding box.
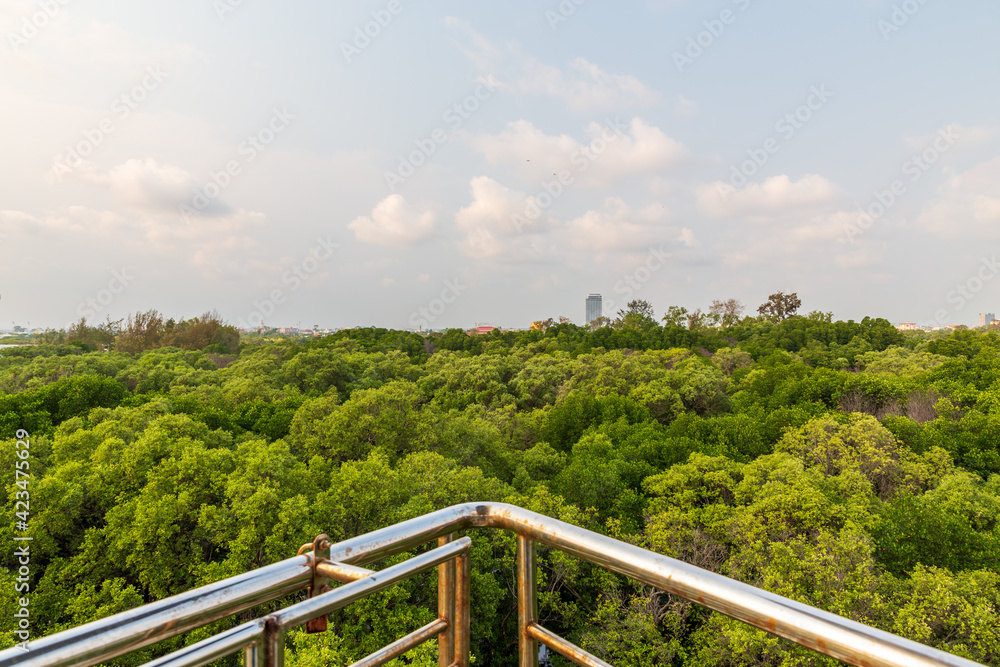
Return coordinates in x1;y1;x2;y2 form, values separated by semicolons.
0;502;986;667
142;538;472;667
0;554;313;667
324;503;986;667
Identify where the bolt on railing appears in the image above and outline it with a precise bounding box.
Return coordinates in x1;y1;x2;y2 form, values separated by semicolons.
0;502;987;667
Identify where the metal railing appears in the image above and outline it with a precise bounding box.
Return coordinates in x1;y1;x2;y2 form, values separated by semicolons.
0;502;986;667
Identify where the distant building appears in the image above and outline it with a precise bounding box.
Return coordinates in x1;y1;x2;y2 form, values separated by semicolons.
980;313;996;327
470;325;497;335
586;294;602;324
897;322;916;331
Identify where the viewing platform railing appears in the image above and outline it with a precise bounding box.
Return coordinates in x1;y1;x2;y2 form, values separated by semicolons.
0;502;986;667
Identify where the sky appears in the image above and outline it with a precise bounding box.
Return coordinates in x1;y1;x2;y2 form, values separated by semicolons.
2;0;999;331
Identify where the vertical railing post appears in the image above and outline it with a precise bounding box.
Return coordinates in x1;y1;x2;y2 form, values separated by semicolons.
243;640;262;667
437;534;456;667
517;535;538;667
263;618;285;667
455;551;471;667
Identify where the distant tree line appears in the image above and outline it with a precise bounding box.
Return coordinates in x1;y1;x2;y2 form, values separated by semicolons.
3;299;997;666
34;310;240;355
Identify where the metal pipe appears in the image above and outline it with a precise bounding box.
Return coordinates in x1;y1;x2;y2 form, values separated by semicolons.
270;538;471;631
347;618;449;667
526;624;611;667
262;618;284;667
8;503;988;667
326;503;984;667
243;641;261;667
517;536;538;667
316;561;373;583
136;541;465;667
454;552;471;667
437;534;456;667
0;555;313;667
328;505;476;565
141;621;264;667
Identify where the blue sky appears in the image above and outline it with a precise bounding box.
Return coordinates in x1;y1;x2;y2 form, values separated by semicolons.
2;0;999;330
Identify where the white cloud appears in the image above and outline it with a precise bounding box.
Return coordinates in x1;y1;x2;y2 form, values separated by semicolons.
507;56;659;112
456;175;549;235
148;209;268;276
715;206;884;273
471;121;577;175
142;208;266;247
446;18;658;112
789;210;858;244
567;197;672;254
454;176;551;260
457;225;550;262
918;155;1000;238
69;158;234;217
675;94;698;118
348;194;436;246
697;174;842;220
453;177;694;266
0;204;267;278
470;118;689;187
679;228;697;247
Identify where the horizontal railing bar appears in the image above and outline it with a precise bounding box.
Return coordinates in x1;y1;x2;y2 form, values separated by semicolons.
329;505;473;566
140;620;264;667
317;560;374;583
142;545;462;667
346;618;449;667
526;623;612;667
1;503;986;667
325;503;985;667
0;555;313;667
271;538;471;631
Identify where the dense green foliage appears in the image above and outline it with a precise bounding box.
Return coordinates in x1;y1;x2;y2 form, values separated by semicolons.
2;317;999;666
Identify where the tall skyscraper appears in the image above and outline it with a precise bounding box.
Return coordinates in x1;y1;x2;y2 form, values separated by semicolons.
980;313;996;327
586;294;602;324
